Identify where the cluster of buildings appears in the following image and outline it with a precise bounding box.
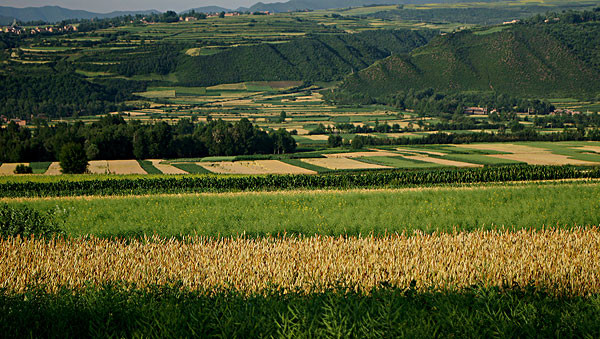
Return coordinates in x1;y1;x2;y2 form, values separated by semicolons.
551;108;582;115
1;20;77;35
464;107;491;115
462;107;585;116
0;116;27;126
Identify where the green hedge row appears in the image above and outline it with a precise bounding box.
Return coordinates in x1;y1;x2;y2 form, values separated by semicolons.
1;165;598;198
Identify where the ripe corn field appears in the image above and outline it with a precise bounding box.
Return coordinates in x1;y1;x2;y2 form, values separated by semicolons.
2;228;599;296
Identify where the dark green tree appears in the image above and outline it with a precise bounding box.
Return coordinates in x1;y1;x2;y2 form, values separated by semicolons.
279;111;287;123
270;129;296;154
328;134;343;148
59;143;88;174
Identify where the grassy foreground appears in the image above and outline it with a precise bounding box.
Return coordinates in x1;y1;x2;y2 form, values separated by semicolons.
2;286;599;338
3;181;598;237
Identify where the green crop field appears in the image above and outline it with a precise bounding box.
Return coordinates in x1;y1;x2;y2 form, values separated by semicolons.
4;181;597;238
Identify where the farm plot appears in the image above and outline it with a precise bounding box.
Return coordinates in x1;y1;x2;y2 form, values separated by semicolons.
199;160;315;175
45;162;62;175
575;145;600;154
302;135;330;141
87;161;110;174
148;160;188;174
302;157;391;170
107;160;147;175
459;143;599;165
358;156;442;168
402;155;482;167
0;163;28;175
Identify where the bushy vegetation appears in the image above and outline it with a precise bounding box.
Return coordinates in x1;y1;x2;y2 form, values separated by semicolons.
1;285;599;338
0;204;62;238
0;165;596;198
13;164;32;174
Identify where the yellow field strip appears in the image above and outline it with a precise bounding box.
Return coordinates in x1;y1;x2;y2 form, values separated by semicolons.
0;163;28;175
149;159;188;174
2;228;599;295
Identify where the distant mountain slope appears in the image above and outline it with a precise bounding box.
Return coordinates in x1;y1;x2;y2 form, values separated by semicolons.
175;29;437;86
335;23;600;99
245;0;501;13
0;15;13;25
0;6;158;24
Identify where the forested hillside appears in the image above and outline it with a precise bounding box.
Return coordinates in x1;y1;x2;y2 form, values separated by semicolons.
0;66;145;119
331;10;600;104
175;30;438;86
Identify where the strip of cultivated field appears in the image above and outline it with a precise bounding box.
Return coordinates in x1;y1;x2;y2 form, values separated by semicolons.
3;182;599;237
2;228;598;296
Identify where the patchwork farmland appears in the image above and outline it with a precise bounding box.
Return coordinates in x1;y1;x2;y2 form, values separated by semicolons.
1;141;599;175
3;1;600;336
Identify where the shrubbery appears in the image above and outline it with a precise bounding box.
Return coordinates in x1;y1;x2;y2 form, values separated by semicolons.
0;204;63;238
13;164;32;174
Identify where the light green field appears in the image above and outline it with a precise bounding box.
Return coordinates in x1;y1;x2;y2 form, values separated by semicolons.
4;181;598;237
357;156;442;168
433;154;523;165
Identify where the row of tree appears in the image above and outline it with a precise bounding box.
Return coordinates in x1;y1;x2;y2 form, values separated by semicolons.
0;116;296;163
349;128;600;149
323;88;557;117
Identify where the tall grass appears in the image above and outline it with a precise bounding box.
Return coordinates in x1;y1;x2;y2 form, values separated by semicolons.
2;286;599;338
4;182;598;237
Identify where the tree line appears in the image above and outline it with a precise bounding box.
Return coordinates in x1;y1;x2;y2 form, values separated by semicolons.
323;88;558;117
0;116;296;163
349;128;600;149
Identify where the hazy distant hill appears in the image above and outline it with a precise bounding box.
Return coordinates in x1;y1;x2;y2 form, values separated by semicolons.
0;6;158;24
186;6;232;14
335;21;600;99
0;15;14;25
245;0;500;13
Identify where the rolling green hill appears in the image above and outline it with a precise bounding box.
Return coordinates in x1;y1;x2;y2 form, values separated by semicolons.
175;29;438;86
335;16;600;100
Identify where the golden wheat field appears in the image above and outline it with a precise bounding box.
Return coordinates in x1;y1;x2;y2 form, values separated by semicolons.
2;228;599;296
